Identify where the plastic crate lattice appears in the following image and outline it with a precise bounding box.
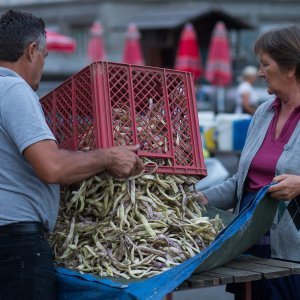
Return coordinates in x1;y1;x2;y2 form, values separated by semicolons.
40;61;206;177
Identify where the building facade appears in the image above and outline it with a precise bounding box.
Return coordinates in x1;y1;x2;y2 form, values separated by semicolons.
0;0;299;95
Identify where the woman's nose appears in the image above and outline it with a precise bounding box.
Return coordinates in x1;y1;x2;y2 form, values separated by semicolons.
258;69;264;77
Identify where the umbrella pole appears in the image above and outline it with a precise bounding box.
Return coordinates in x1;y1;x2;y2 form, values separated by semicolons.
217;87;225;113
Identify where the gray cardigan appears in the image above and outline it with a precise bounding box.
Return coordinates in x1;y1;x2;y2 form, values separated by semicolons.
203;99;300;261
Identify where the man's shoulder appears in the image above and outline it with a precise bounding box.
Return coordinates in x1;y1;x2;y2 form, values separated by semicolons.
0;76;30;98
0;67;26;86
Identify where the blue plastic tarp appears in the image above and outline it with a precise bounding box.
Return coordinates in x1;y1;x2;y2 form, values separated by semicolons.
56;184;278;300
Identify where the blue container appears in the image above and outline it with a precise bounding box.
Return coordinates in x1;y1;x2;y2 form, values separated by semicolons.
233;118;251;151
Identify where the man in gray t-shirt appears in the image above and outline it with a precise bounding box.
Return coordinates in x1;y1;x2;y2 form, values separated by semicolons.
0;10;144;300
0;67;60;231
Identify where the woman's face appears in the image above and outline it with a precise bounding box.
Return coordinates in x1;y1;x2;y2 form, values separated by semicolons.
257;51;288;97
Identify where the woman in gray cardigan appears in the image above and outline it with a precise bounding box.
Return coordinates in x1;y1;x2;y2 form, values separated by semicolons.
194;25;300;300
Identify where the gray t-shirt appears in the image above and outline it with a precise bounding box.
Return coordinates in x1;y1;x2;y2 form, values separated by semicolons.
0;67;59;231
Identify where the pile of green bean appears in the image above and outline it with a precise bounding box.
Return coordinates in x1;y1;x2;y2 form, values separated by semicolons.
49;170;223;279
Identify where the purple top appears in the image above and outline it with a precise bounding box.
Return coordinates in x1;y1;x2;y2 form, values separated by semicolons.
246;98;300;192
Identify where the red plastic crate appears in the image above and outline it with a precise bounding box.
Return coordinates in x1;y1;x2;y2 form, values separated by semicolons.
40;61;207;177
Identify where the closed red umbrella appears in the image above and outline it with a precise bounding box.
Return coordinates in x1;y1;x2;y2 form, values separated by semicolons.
205;21;232;111
122;23;144;65
87;21;106;62
205;21;232;86
174;23;202;80
46;30;76;53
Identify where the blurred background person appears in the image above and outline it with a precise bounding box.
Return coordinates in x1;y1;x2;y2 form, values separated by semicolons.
235;65;259;115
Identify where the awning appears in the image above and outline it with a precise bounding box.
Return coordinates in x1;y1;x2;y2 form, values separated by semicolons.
120;7;254;31
114;7;255;68
127;10;202;30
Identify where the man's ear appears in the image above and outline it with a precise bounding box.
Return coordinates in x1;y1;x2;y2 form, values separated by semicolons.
25;42;37;62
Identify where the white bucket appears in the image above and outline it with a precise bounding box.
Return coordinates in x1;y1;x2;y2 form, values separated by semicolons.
216;113;251;151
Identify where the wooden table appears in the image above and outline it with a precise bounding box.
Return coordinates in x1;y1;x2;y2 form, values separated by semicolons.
167;256;300;300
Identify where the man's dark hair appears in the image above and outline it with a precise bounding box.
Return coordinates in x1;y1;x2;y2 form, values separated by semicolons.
0;10;46;62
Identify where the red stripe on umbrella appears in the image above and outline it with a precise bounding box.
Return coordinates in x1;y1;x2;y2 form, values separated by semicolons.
175;23;203;80
46;30;76;53
122;23;145;65
205;21;232;86
87;21;106;62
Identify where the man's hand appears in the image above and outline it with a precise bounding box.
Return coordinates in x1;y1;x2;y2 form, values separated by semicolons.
105;144;144;178
269;174;300;200
187;191;209;206
24;141;144;185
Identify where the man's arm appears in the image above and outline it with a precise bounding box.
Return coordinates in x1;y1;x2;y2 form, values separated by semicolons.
24;140;144;185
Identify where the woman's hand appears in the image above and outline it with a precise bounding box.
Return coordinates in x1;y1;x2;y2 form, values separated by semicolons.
269;174;300;200
188;191;209;206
